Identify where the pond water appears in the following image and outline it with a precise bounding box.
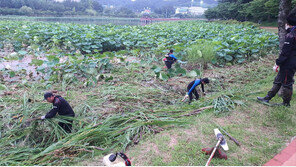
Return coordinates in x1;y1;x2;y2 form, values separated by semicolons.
0;16;200;26
0;16;150;26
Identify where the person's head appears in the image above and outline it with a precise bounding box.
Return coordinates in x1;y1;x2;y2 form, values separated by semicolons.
286;12;296;29
201;78;210;84
169;49;173;54
44;92;55;103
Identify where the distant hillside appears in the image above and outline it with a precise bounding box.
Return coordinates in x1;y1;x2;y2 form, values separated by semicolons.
97;0;217;11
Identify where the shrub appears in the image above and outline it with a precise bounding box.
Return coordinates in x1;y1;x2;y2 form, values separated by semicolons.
19;6;34;16
85;9;97;16
185;39;216;69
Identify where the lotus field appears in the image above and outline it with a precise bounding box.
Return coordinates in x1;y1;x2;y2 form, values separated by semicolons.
0;21;277;64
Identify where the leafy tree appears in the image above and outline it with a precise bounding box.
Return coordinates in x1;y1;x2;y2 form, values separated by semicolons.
244;0;269;22
204;0;279;22
154;5;175;18
19;5;33;15
265;0;279;19
0;0;104;16
0;0;13;8
204;7;219;20
85;8;97;16
115;7;136;17
93;0;103;12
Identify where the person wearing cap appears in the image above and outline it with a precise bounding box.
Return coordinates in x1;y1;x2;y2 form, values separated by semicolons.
257;12;296;106
163;49;178;69
182;78;210;104
42;92;75;133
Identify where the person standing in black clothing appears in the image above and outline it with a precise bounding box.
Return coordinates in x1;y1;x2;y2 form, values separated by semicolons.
41;92;75;133
257;13;296;106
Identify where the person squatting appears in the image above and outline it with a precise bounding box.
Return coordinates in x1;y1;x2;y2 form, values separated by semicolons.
163;50;178;69
42;92;75;133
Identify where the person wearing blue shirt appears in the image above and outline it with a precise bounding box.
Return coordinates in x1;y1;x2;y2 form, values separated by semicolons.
182;78;210;103
163;50;178;69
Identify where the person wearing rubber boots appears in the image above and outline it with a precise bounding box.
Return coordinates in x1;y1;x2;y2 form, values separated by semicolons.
41;92;75;133
257;13;296;107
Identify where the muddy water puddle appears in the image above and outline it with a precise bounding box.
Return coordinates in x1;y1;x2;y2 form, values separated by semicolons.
0;54;46;82
0;52;142;82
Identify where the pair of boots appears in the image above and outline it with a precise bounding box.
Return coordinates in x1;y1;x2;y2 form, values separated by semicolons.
257;84;292;107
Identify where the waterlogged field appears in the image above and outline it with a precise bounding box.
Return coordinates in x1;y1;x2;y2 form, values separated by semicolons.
1;21;292;166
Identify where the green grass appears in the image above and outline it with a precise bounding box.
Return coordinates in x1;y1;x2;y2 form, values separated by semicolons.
260;21;278;27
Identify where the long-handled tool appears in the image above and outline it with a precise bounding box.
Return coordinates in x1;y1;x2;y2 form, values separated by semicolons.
213;122;241;147
205;129;228;166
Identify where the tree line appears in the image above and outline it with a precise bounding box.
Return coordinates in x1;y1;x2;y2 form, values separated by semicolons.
97;0;217;11
205;0;296;23
0;0;206;18
0;0;134;17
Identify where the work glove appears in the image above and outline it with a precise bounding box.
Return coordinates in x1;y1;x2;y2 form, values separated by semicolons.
182;94;189;102
273;64;279;72
177;60;187;64
41;115;46;120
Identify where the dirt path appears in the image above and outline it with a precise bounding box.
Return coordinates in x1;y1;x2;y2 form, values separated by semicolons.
260;26;277;30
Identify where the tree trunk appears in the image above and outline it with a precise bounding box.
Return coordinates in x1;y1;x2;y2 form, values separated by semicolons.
278;0;292;49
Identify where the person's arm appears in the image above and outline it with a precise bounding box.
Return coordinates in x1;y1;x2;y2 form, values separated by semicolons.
44;105;58;119
169;55;178;60
276;35;294;66
201;83;205;94
44;99;60;119
188;80;200;95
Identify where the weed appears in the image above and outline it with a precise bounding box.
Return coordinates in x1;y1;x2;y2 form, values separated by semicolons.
185;39;216;69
